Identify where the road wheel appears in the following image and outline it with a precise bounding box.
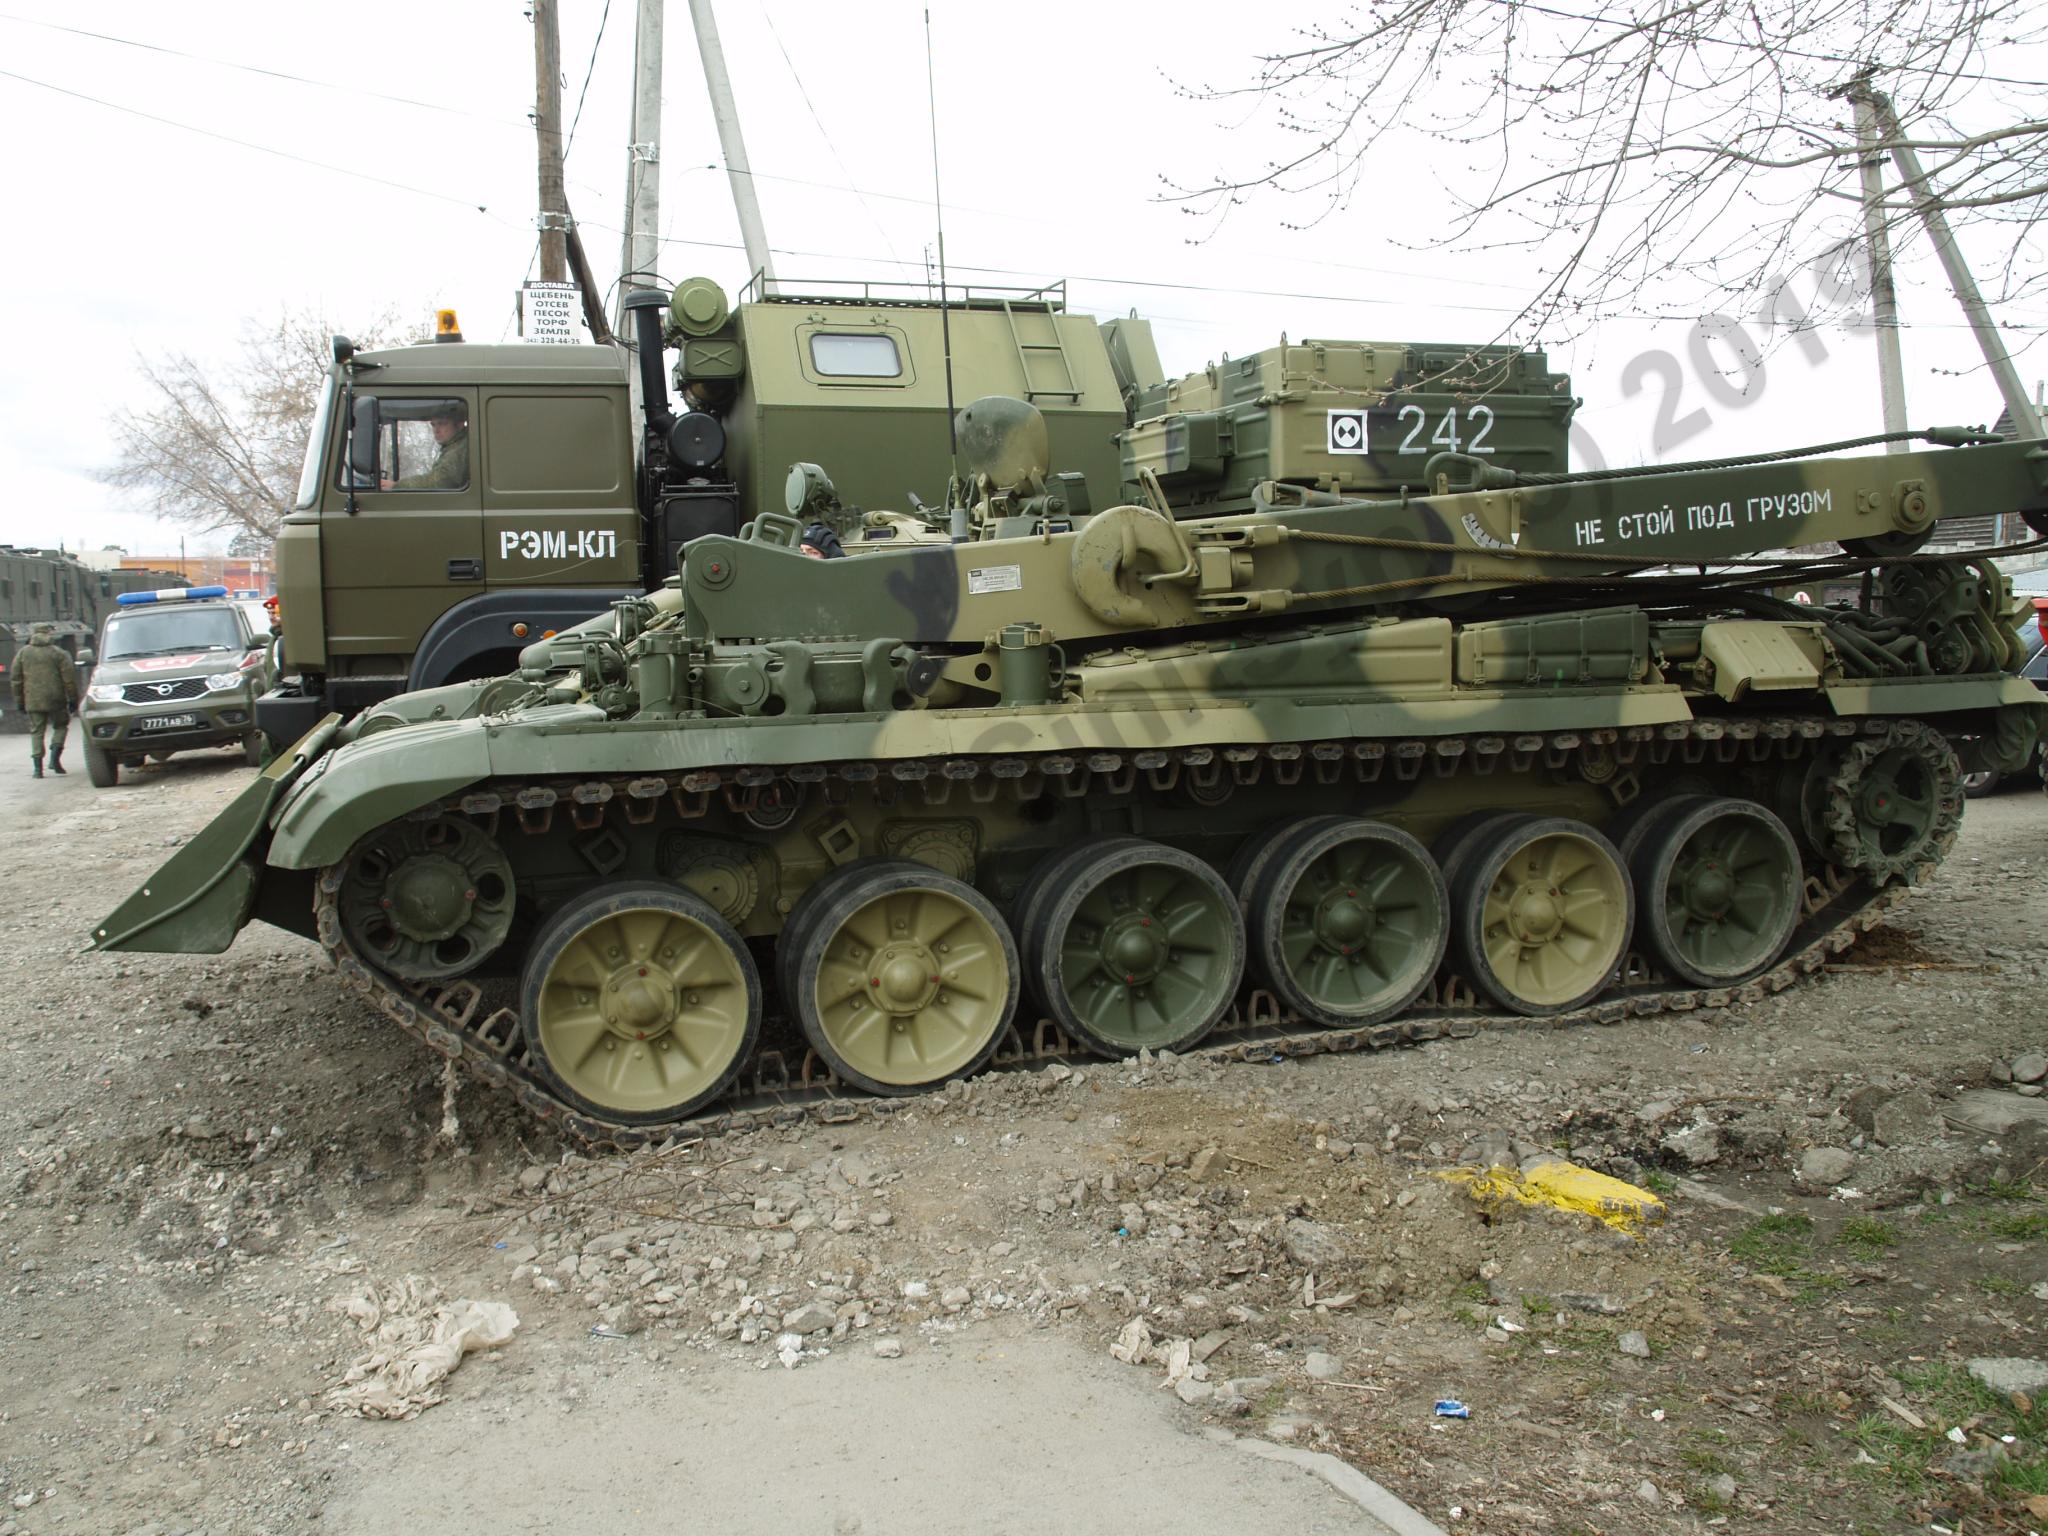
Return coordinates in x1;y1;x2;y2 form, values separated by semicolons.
84;743;118;788
783;860;1017;1095
1450;816;1633;1016
521;881;760;1125
1246;818;1447;1027
1225;816;1344;908
1432;810;1539;900
1020;837;1244;1058
1628;797;1802;986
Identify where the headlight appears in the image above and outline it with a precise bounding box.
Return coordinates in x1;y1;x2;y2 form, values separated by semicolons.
88;683;122;703
206;672;243;692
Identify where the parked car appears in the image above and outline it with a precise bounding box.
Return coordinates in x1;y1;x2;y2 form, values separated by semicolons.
79;585;279;788
1964;607;2048;796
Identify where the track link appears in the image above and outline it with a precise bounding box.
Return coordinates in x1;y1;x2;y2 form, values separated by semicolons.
313;714;1947;1151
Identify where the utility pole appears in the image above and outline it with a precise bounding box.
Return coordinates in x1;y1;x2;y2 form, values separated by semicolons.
1843;83;1910;453
1864;84;2043;439
615;0;665;331
531;0;569;282
688;0;777;296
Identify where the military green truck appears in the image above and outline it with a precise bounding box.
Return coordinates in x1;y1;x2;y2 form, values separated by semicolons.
260;275;1576;747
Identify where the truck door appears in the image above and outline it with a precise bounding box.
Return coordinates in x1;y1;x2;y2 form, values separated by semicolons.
322;392;486;674
479;390;640;590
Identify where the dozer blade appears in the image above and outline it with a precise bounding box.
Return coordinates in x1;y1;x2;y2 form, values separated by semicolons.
89;715;343;954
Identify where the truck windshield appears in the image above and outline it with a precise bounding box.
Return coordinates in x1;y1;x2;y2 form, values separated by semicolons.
296;373;338;510
103;607;243;660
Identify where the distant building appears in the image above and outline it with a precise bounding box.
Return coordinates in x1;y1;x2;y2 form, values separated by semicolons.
118;551;274;595
1933;385;2047;553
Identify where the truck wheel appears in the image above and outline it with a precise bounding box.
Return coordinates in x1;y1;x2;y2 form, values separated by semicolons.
1962;767;2001;798
242;731;266;767
85;744;118;788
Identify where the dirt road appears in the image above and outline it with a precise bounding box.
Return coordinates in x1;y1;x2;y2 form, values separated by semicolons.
3;750;2045;1534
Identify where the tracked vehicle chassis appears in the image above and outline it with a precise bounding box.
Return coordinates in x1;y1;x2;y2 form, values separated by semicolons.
312;712;1950;1150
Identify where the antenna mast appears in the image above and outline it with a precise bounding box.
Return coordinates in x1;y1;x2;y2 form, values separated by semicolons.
925;9;964;539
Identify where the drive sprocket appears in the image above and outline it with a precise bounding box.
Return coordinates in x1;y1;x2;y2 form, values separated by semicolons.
1816;721;1961;884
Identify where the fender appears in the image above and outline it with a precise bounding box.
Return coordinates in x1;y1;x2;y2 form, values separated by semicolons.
409;587;639;690
268;717;496;870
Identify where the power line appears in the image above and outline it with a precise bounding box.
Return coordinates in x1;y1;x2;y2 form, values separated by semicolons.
667;157;1007;217
759;8;903;268
0;67;497;213
582;218;2048;331
563;0;611;158
0;10;527;125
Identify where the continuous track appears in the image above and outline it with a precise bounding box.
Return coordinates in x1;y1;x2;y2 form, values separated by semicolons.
312;713;1945;1151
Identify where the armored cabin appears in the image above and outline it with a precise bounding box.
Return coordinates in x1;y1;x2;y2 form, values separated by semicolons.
671;278;1138;539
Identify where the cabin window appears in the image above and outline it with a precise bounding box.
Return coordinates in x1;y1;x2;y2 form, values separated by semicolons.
808;333;902;378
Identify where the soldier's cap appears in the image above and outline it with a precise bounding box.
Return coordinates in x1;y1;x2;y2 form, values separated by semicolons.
800;523;846;559
427;402;468;423
30;623;54;637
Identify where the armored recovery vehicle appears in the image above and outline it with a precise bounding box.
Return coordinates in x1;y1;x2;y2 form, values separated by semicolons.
94;313;2048;1143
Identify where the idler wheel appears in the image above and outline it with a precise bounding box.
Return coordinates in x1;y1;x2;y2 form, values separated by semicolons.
1449;816;1633;1016
1246;818;1448;1027
781;860;1017;1096
338;817;516;981
519;881;760;1124
1628;797;1802;986
1019;837;1244;1058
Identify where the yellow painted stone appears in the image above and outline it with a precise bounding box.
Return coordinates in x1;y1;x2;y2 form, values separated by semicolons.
1437;1159;1666;1236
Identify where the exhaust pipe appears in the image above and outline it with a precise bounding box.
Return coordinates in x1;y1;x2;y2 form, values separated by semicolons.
621;289;675;438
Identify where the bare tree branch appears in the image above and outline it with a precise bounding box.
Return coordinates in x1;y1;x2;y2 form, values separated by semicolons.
1168;0;2048;338
100;307;420;543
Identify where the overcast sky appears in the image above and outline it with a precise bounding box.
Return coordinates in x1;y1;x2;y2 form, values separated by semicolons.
1;0;2041;557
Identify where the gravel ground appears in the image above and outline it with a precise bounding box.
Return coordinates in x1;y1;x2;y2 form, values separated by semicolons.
3;753;2046;1535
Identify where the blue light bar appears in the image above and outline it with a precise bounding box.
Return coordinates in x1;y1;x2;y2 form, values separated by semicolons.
115;584;228;607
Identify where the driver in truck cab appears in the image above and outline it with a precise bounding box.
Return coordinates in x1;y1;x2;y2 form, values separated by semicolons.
382;403;469;491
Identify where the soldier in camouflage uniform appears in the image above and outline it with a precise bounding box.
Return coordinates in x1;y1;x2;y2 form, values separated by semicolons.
11;623;77;777
384;403;469;491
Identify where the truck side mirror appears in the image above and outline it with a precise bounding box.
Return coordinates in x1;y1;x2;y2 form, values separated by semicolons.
74;645;95;669
349;395;381;484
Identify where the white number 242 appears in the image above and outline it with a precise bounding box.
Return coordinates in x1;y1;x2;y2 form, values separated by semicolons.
1394;404;1495;455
